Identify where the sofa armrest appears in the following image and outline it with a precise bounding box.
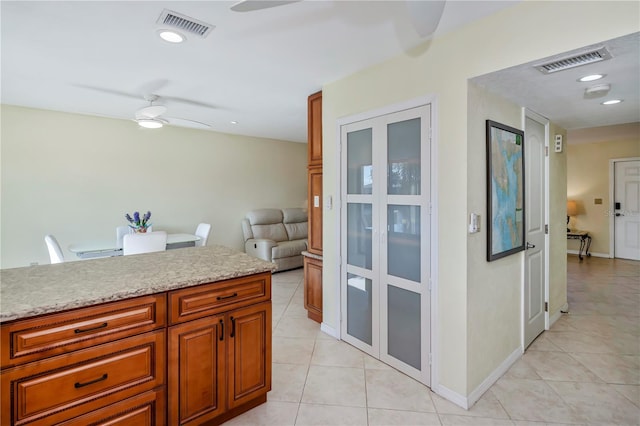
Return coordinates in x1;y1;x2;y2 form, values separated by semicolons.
245;238;277;262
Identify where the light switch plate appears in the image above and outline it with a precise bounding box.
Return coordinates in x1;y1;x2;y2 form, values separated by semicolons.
554;134;563;153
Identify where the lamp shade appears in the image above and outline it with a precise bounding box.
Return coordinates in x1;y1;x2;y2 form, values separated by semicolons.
567;200;578;216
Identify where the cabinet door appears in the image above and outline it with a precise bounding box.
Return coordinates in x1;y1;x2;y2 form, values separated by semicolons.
168;315;226;425
307;91;323;166
304;256;323;323
308;166;323;254
227;302;272;409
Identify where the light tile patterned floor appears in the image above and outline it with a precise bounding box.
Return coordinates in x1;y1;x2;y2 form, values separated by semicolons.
225;256;640;425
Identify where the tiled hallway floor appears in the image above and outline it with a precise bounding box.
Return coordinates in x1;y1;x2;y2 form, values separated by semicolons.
225;256;640;425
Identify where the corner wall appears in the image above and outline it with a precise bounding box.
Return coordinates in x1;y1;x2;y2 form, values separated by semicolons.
1;105;307;269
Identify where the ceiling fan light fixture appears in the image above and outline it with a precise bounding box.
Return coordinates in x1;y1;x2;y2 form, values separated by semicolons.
602;99;623;105
158;30;186;43
137;118;165;129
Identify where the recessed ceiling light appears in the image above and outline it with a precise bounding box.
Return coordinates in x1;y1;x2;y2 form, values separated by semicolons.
158;30;185;43
230;121;238;125
579;74;605;82
137;118;164;129
602;99;622;105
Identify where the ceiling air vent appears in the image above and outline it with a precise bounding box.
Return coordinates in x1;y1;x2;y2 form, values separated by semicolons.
535;47;612;74
157;9;214;38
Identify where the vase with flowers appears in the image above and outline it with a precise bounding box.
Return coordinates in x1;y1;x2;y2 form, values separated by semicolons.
125;211;152;233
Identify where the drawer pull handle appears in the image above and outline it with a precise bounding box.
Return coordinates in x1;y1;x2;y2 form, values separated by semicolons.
217;293;238;301
219;319;224;341
74;322;108;334
74;373;108;388
230;316;236;338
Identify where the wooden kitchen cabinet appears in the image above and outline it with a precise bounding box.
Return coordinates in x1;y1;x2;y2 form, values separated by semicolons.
1;270;272;426
305;90;323;322
168;274;272;425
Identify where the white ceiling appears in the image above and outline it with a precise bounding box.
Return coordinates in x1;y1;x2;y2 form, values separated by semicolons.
2;1;638;143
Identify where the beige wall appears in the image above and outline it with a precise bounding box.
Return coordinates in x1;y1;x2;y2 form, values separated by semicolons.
567;135;640;256
322;1;638;400
466;83;523;392
1;105;307;269
549;122;568;316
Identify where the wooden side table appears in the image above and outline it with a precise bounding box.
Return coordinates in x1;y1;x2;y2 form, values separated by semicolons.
567;230;592;260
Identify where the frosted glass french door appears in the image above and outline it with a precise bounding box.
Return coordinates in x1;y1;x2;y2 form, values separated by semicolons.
340;105;431;385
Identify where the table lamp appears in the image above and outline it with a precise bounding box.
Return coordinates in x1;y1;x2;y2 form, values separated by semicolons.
566;200;578;232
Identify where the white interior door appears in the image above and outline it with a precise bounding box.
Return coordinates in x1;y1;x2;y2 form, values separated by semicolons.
614;159;640;260
340;104;431;385
523;114;547;349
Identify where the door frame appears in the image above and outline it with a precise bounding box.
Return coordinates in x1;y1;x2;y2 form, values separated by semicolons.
609;157;640;258
521;109;550;350
333;94;439;387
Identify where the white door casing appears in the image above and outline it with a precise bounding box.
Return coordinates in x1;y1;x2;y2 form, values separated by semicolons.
613;159;640;260
523;112;548;349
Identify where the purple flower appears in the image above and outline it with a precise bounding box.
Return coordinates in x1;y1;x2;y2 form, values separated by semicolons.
133;211;140;224
125;213;133;223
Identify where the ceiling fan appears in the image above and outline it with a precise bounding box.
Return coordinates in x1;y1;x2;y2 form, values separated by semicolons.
133;94;212;129
75;80;216;130
230;0;446;38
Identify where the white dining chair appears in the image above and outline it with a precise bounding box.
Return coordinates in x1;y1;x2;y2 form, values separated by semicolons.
194;223;211;247
44;235;65;264
116;226;131;249
123;231;167;256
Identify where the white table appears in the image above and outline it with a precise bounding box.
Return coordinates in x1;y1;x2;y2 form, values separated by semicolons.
69;233;201;259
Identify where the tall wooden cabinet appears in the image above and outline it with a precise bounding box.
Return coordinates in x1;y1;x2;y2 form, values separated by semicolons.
304;91;323;323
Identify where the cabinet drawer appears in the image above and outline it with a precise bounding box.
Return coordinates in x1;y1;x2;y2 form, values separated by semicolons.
1;330;165;426
169;272;271;325
58;388;165;426
1;294;166;368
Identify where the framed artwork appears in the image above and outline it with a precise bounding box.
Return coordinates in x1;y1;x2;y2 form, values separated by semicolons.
486;120;525;261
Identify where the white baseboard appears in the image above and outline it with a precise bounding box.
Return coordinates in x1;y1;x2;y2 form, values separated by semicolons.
567;250;609;258
549;302;569;328
433;384;469;410
320;322;338;339
467;347;522;409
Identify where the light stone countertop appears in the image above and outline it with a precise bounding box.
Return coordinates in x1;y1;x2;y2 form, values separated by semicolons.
0;245;276;323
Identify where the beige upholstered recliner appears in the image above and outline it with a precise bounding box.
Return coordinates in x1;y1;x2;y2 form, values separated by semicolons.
242;208;308;271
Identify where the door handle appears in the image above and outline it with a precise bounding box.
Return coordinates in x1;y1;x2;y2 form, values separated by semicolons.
615;213;624;217
526;242;536;249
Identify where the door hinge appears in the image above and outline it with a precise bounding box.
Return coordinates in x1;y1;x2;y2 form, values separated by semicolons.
545;302;548;312
545;146;549;156
428;279;432;292
428;353;432;366
545;224;549;234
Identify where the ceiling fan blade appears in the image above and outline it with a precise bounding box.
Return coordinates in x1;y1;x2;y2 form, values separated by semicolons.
74;84;140;100
161;95;219;110
230;0;301;12
406;0;446;38
166;117;212;129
